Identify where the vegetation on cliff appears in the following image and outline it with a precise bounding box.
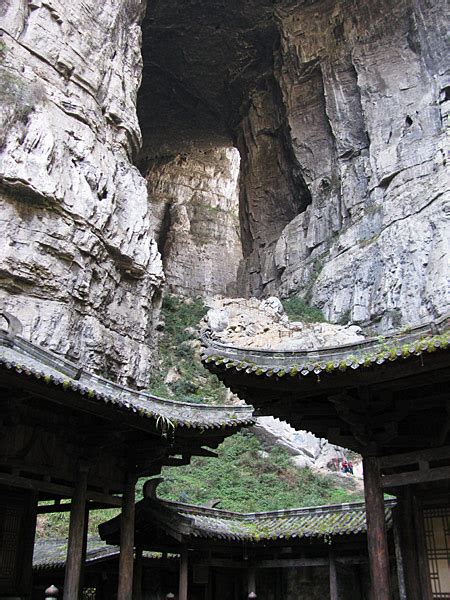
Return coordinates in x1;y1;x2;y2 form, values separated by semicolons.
148;294;228;404
157;431;362;511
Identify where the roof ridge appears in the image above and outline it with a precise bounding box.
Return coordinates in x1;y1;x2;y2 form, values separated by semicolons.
0;329;253;413
200;313;450;358
159;498;397;519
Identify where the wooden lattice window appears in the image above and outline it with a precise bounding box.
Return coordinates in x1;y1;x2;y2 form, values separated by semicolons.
423;506;450;599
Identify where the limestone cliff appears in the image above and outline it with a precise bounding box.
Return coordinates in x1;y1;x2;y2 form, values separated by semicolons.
0;0;448;387
0;0;163;387
243;0;449;331
138;0;449;331
144;145;242;298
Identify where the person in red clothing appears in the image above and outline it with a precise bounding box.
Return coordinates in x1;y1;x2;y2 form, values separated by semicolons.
341;459;348;474
348;460;354;475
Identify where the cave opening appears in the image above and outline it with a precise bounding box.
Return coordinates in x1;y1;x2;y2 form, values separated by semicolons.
136;0;311;298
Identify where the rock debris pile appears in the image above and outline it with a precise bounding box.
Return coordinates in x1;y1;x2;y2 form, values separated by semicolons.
205;297;366;351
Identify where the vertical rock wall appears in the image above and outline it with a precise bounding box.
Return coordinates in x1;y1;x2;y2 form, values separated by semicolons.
144;145;242;298
238;0;449;330
0;0;164;387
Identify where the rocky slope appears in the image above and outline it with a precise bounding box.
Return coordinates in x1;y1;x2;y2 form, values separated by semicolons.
205;296;365;350
253;417;350;473
0;0;163;386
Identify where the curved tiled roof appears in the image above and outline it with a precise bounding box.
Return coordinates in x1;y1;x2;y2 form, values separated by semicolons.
200;314;449;381
99;497;393;546
33;537;165;570
33;537;120;571
153;498;395;542
0;328;254;430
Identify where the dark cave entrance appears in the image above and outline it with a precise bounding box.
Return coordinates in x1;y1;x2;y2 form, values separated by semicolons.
136;0;311;297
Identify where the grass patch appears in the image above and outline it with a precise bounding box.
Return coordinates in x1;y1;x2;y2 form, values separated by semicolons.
282;297;326;323
148;294;228;404
154;431;362;512
37;507;120;539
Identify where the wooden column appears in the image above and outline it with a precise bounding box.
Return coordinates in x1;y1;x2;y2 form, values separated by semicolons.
117;473;136;600
179;547;189;600
393;489;423;600
79;507;89;593
329;550;338;600
133;546;143;600
247;563;256;595
392;506;407;600
363;456;391;600
63;465;89;600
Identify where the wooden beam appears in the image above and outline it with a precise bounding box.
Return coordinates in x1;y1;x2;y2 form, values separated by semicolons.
179;547;189;600
379;445;450;469
381;466;450;488
37;500;121;513
63;465;89;600
194;556;367;570
117;473;136;600
0;471;122;506
363;456;392;600
256;558;329;569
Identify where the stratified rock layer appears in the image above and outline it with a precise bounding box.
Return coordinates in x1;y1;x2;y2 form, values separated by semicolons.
145;146;242;297
0;0;447;388
138;0;448;332
0;0;164;387
238;0;449;330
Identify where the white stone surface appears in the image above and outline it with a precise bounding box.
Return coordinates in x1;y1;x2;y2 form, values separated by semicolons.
205;297;366;350
253;416;346;471
0;0;164;387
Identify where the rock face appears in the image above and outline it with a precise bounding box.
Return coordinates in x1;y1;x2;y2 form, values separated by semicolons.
205;297;365;350
0;0;447;385
237;0;449;331
254;417;347;472
137;0;449;332
0;0;164;387
144;146;242;297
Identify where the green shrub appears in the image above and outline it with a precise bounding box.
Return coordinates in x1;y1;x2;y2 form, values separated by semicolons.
148;294;228;404
282;297;326;323
154;432;363;512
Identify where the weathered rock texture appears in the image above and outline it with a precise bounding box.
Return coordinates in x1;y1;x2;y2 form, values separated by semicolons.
138;0;449;332
0;0;447;385
205;296;365;350
236;0;449;331
0;0;164;387
144;145;242;297
254;417;348;472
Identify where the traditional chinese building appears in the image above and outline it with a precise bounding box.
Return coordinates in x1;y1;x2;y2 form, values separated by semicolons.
100;487;398;600
0;312;254;600
32;537;178;599
201;314;450;600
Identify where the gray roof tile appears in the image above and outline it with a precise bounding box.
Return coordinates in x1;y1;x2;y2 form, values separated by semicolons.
0;330;254;430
